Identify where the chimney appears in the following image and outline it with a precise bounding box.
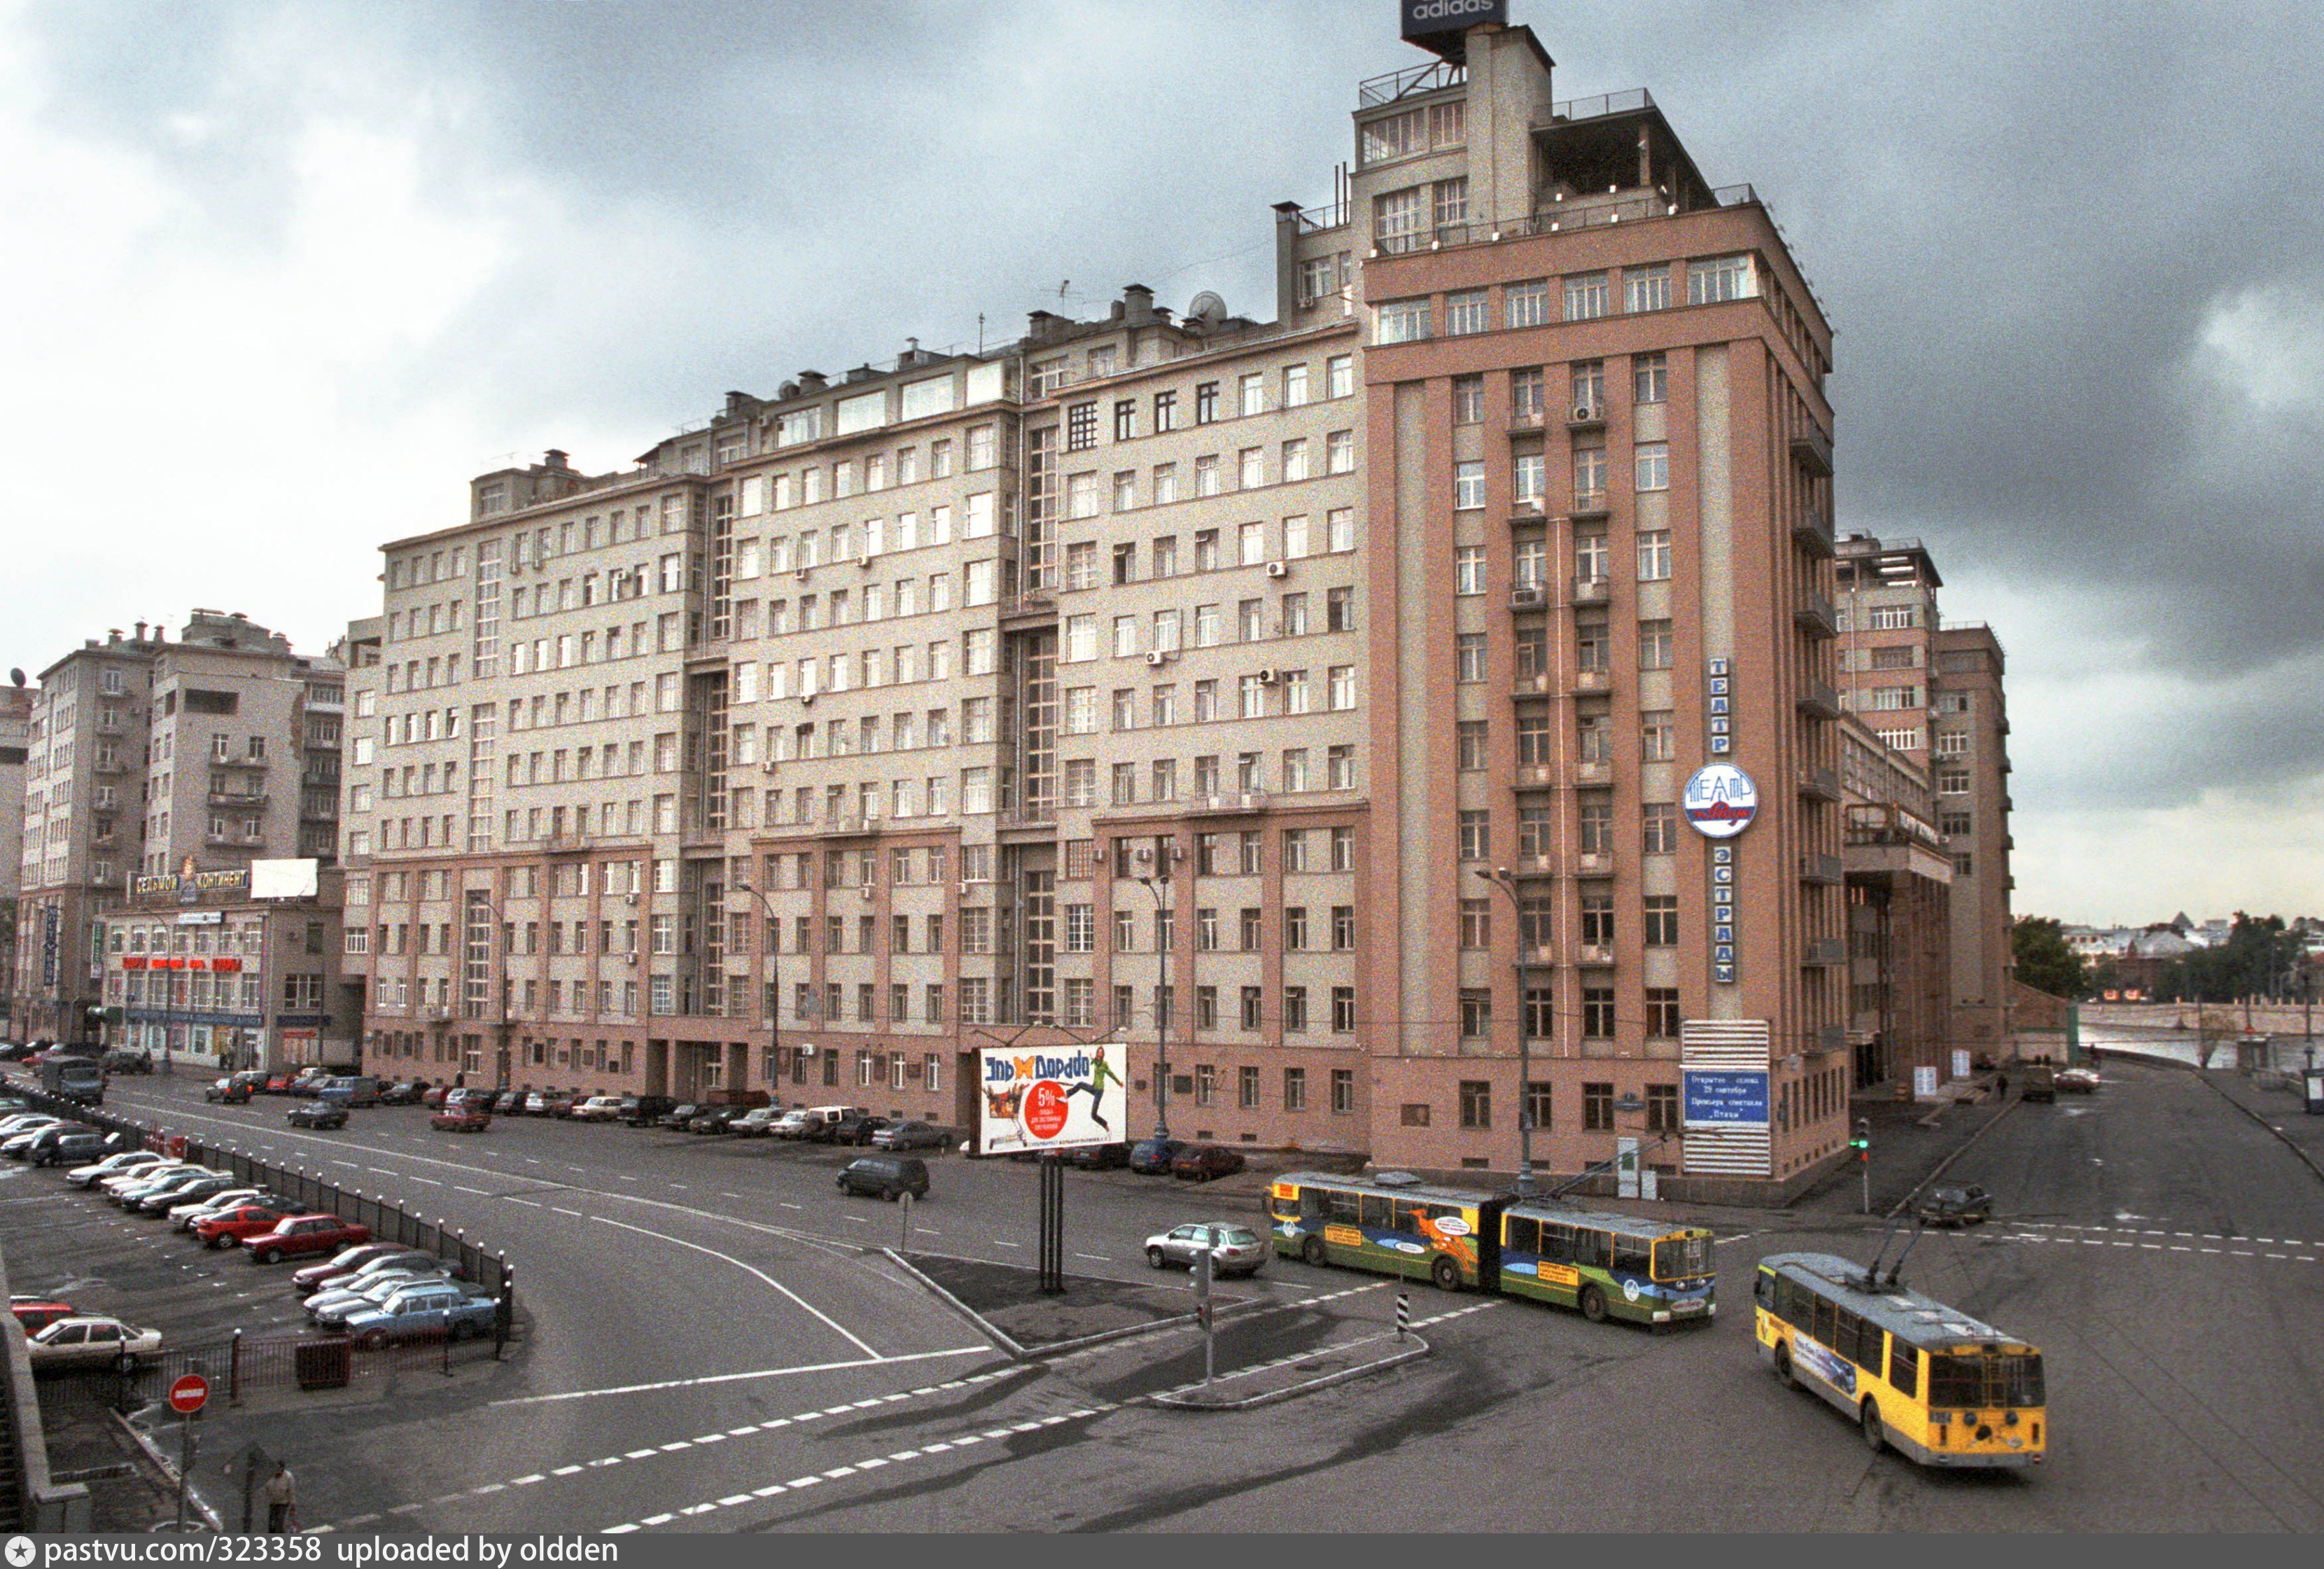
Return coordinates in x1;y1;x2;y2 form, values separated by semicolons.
1123;284;1156;323
543;448;570;470
134;621;147;641
796;370;828;393
108;629;122;645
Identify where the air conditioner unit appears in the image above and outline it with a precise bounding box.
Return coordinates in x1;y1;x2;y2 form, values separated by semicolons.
797;1043;817;1058
858;555;874;570
796;566;812;581
800;691;815;707
1522;497;1546;513
1144;650;1170;669
1255;668;1279;685
958;881;972;895
1574;404;1602;423
859;883;875;900
1512;588;1546;608
762;759;780;775
626;953;638;967
1264;561;1288;579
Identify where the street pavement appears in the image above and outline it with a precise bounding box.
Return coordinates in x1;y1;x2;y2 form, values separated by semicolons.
4;1058;2319;1531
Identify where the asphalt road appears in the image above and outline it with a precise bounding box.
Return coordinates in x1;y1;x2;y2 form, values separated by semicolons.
7;1059;2319;1531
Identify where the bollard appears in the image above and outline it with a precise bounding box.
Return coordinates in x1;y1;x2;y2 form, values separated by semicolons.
898;1189;913;1255
229;1328;243;1407
1396;1289;1410;1342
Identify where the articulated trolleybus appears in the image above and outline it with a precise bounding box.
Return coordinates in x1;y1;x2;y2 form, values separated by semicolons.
1754;1251;2046;1468
1266;1171;1716;1327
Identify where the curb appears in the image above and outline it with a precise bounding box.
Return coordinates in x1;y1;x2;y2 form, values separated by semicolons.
880;1248;1274;1363
112;1409;225;1533
1882;1095;2023;1222
2195;1073;2324;1187
1148;1330;1432;1411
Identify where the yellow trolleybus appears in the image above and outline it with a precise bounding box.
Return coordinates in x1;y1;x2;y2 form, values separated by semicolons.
1754;1251;2046;1468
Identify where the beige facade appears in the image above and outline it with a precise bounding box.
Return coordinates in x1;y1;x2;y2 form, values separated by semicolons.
0;683;31;1035
339;20;2009;1194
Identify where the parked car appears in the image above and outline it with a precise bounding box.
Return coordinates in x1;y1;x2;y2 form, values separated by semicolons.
688;1107;743;1135
540;1091;578;1117
1066;1142;1130;1170
309;1270;452;1325
622;1095;678;1127
100;1164;200;1202
489;1089;527;1115
1170;1145;1247;1183
872;1120;949;1152
99;1049;153;1075
1127;1136;1187;1175
0;1122;69;1160
262;1073;298;1095
10;1297;77;1334
1144;1222;1268;1278
204;1076;253;1105
377;1080;425;1106
192;1206;293;1249
245;1214;371;1265
724;1106;782;1138
2018;1063;2059;1104
342;1283;498;1348
1914;1183;1995;1228
570;1095;625;1122
29;1127;115;1168
836;1155;930;1201
288;1069;333;1097
287;1102;349;1130
431;1106;491;1133
111;1169;214;1210
658;1103;707;1130
767;1109;818;1141
792;1106;867;1142
25;1316;161;1372
169;1188;276;1229
826;1113;892;1147
302;1250;457;1304
134;1172;240;1215
522;1090;552;1115
66;1150;167;1189
420;1085;452;1110
317;1076;379;1108
2056;1066;2102;1094
290;1243;412;1295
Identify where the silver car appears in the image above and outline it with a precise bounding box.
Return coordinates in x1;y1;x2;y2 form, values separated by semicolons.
1144;1222;1268;1278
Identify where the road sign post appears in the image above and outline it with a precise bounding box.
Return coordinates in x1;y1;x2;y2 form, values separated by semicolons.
169;1374;208;1530
1196;1248;1214;1386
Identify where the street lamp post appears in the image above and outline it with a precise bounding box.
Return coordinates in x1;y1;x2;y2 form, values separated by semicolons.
732;882;783;1098
1480;866;1539;1198
1135;846;1180;1140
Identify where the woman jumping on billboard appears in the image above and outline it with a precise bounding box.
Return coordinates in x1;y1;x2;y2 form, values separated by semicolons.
1065;1045;1123;1133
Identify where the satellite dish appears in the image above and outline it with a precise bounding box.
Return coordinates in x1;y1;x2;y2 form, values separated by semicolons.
8;669;22;688
1188;291;1228;325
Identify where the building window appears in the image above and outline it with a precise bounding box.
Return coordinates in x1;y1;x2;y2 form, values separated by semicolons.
1401;1103;1431;1128
1582;991;1616;1040
1639;620;1674;670
1688;253;1754;304
1457;809;1490;860
1634;444;1670;492
1454;461;1486;510
1455;633;1487;683
1633;352;1667;405
1330;1068;1353;1114
1452;375;1485;424
1455;545;1486;596
1332;987;1357;1034
1646;990;1682;1040
1644;895;1679;946
1374;298;1431;344
1459;898;1491;949
1444;289;1488;335
1625;263;1672;313
1238;1065;1261;1109
1643;804;1679;854
1505;279;1549;329
1564;272;1610;321
1458;1079;1491;1129
1583;1080;1615;1131
1637;531;1672;580
1456;719;1488;770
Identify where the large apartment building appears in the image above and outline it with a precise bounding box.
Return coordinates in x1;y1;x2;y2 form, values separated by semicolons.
0;681;31;1036
340;14;2006;1197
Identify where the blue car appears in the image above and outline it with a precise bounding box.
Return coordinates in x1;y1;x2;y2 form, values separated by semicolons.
340;1282;497;1347
1128;1136;1186;1175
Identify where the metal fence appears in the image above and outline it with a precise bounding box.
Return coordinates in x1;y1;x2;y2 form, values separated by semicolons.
10;1088;513;1306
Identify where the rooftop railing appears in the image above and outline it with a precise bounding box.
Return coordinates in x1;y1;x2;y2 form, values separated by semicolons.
1357;58;1465;107
1544;88;1656;123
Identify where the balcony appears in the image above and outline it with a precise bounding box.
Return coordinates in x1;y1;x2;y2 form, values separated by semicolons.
1790;426;1834;478
1516;763;1558;790
1573;851;1615;879
1796;767;1842;802
208;790;267;809
1571;576;1611;607
1000;589;1057;627
1508;586;1550;612
1357;56;1464;108
1574;760;1613;788
1516;853;1559;878
93;757;127;776
540;830;592;853
1798;853;1843;886
1576;944;1616;968
209;753;268;771
1793;592;1837;640
1570;491;1611;521
1801;938;1847;967
1519;943;1555;967
1188;790;1270;816
1573;668;1611;695
1795;680;1841;720
1792;509;1835;558
1566;404;1607;431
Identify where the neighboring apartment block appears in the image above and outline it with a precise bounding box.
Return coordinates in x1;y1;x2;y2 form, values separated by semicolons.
339;15;2008;1197
1833;534;2015;1053
0;682;31;1036
10;612;348;1059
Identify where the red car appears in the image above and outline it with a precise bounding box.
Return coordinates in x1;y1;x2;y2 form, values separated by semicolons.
10;1297;76;1334
1170;1145;1247;1183
244;1213;370;1265
192;1205;290;1250
263;1073;297;1095
290;1242;409;1295
431;1107;491;1133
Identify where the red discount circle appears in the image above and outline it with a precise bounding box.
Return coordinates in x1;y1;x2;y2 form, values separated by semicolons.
168;1373;209;1414
1022;1080;1070;1141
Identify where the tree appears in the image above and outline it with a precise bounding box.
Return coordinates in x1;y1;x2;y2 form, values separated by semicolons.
2012;916;2087;999
2164;913;2304;1003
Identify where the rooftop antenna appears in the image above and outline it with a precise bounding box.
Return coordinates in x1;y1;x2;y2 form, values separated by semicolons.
977;313;985;356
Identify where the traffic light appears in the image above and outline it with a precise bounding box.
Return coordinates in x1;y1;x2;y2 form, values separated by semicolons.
1851;1117;1871;1162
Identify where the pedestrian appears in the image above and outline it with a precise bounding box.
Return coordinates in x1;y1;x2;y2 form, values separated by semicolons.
1995;1071;2009;1101
263;1462;297;1533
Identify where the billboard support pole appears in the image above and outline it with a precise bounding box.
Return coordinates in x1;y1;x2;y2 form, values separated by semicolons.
1037;1155;1065;1295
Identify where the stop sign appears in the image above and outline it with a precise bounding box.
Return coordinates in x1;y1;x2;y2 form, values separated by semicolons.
167;1374;209;1414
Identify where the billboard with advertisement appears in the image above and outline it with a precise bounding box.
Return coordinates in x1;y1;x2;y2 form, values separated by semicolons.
975;1043;1129;1155
251;858;321;900
1681;1068;1770;1128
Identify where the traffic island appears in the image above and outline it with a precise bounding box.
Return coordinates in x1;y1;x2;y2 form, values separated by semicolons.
1147;1325;1432;1411
888;1250;1259;1359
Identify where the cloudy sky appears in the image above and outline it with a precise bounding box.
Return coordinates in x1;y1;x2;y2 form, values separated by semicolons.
5;1;2320;926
